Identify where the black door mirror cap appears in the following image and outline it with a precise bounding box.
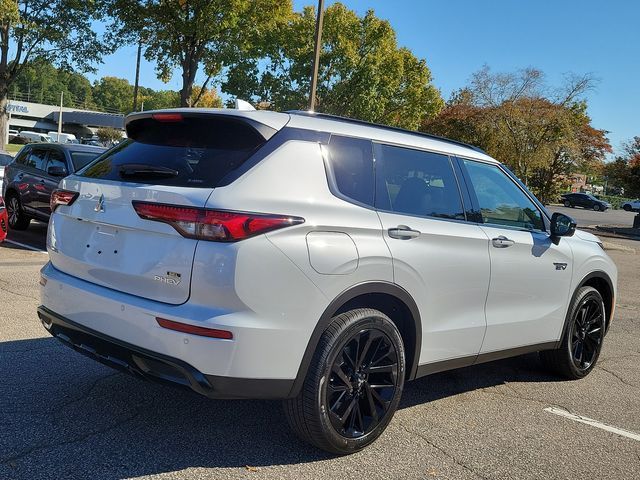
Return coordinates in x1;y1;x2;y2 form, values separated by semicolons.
47;166;68;177
551;212;577;238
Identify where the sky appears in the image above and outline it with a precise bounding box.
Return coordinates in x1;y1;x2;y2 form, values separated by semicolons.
89;0;639;155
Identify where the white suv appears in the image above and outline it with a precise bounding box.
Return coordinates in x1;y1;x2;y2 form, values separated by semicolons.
39;109;617;454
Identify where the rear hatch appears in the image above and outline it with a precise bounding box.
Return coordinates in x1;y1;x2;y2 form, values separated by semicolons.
48;110;289;304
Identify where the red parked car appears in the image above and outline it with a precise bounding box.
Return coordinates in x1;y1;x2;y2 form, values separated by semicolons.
0;195;8;242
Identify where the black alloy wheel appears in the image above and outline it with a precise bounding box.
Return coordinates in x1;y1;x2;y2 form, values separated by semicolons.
284;308;405;454
326;328;399;439
569;296;605;371
539;286;606;379
6;194;30;230
563;200;571;207
593;204;601;211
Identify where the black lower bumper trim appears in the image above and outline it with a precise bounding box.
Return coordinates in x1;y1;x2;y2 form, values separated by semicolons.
37;306;294;399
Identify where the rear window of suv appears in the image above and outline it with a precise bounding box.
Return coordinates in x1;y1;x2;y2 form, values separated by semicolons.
79;115;269;187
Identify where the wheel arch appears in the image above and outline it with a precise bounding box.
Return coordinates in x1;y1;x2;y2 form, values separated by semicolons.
559;271;615;345
288;281;421;398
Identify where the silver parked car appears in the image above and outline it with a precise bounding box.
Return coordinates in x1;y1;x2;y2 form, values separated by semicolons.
39;109;617;454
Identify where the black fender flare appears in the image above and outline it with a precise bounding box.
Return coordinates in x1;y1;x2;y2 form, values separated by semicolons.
288;281;421;398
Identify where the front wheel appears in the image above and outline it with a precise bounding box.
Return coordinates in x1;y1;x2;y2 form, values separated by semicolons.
593;204;601;211
540;286;605;379
623;204;631;212
284;308;405;454
563;200;571;207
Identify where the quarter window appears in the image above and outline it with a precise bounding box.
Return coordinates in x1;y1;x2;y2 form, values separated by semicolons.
326;135;374;206
462;159;544;231
46;150;67;173
374;144;465;220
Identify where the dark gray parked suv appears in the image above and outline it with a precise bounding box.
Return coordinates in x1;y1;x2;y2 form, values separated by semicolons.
1;143;105;229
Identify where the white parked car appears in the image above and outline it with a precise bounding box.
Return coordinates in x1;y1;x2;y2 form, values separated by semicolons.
38;109;617;454
18;131;53;143
621;199;640;212
0;151;12;181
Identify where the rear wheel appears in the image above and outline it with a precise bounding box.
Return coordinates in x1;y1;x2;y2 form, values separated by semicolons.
5;194;30;230
563;200;571;207
540;286;605;379
284;308;405;454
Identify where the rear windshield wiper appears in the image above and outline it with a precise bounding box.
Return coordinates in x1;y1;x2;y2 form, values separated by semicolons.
119;164;179;179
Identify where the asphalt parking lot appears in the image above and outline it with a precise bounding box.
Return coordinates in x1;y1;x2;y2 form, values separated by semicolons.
1;213;639;479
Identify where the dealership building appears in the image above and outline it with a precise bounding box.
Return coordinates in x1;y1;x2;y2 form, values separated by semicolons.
6;100;125;138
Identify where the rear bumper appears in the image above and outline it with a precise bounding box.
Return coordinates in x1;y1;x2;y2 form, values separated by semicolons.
38;306;294;399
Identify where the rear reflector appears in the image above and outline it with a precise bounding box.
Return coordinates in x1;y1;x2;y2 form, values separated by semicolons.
152;113;184;123
132;201;304;242
50;189;79;212
156;317;233;339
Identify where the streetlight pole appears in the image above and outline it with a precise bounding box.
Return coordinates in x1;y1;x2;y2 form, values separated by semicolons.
308;0;325;111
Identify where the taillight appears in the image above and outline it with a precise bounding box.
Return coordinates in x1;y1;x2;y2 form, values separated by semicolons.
50;189;79;212
132;201;304;242
156;317;233;339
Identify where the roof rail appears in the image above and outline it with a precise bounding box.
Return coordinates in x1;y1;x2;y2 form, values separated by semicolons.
286;110;487;154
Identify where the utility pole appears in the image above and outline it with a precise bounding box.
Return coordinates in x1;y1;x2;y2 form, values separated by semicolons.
132;39;142;112
308;0;325;111
57;92;64;140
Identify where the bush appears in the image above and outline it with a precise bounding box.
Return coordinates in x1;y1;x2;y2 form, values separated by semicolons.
9;136;29;145
595;195;636;210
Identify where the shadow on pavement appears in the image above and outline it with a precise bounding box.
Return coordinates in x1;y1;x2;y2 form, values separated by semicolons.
0;336;559;479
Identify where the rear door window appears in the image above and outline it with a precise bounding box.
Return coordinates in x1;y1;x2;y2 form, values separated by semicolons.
25;149;48;171
374;144;465;220
80;115;269;187
46;150;68;175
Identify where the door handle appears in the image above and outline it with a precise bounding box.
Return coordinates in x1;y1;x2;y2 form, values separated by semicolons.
492;235;515;248
388;225;421;240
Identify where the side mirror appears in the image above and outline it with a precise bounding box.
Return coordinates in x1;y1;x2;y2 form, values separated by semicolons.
551;212;576;238
47;165;68;177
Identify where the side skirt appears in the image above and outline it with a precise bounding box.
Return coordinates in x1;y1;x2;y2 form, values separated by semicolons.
414;341;558;378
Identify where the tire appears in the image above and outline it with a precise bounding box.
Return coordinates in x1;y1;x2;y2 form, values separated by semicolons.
5;193;30;230
623;204;631;212
284;308;406;454
540;286;606;379
563;200;571;207
592;204;600;211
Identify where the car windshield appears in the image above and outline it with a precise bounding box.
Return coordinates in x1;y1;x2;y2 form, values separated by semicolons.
70;151;103;171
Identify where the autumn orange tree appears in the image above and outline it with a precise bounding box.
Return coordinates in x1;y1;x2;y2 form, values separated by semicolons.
604;137;640;198
423;67;611;203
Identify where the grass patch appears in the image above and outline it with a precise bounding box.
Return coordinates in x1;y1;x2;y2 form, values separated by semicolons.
3;144;23;154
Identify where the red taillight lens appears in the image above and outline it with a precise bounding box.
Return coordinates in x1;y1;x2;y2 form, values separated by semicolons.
152;113;184;122
50;189;79;212
156;317;233;339
132;201;304;242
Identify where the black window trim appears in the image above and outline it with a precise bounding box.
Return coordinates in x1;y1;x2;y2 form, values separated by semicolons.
455;155;549;234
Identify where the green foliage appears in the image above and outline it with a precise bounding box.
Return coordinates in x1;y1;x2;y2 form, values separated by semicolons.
224;3;443;129
423;67;611;204
96;127;123;144
92;77;134;114
594;195;636;210
604;137;640;198
110;0;291;107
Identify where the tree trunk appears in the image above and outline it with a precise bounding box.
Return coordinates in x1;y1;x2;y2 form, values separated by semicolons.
179;53;199;107
0;95;8;150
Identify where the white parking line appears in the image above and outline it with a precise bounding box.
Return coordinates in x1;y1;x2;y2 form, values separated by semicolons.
545;406;640;442
4;239;48;254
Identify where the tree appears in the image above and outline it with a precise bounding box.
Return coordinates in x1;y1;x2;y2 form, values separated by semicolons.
92;77;134;114
96;126;123;144
0;0;110;146
110;0;291;107
224;3;443;129
423;67;611;203
604;137;640;198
